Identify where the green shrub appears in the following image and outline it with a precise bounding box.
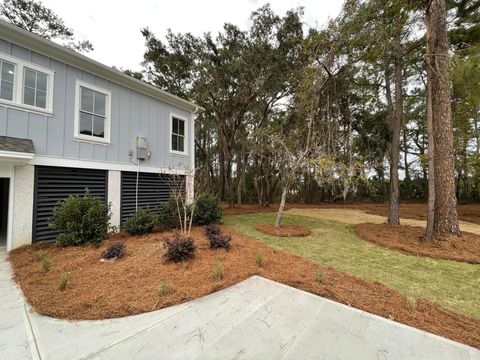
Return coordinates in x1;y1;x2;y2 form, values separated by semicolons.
40;255;51;272
163;234;196;262
157;198;180;230
49;190;111;247
213;259;224;281
193;194;222;225
123;208;156;235
158;281;173;296
255;253;264;268
315;271;324;285
58;272;70;291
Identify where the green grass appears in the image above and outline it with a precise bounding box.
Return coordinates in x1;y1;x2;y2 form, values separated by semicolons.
224;213;480;318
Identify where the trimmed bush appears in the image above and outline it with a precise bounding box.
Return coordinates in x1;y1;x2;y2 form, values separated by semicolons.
163;234;196;262
193;194;223;225
101;242;125;260
205;224;231;250
209;233;231;250
49;190;111;247
123;208;156;235
157;198;179;230
205;223;221;237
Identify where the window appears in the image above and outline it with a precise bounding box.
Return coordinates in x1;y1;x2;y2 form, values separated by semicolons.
0;60;15;101
75;80;111;143
23;68;48;109
0;54;54;113
171;115;186;153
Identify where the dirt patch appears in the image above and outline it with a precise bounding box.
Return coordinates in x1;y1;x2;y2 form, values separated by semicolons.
222;202;480;225
352;202;480;226
256;224;311;237
8;227;480;349
355;223;480;264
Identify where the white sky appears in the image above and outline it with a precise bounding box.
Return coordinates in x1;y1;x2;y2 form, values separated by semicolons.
39;0;343;71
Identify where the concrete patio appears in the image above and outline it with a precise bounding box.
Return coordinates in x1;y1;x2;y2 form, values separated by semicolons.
1;250;479;360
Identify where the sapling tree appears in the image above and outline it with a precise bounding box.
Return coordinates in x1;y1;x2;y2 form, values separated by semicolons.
266;117;313;228
167;165;205;236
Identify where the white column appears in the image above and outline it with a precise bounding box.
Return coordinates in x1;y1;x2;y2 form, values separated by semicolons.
108;170;121;229
186;111;196;204
11;164;34;249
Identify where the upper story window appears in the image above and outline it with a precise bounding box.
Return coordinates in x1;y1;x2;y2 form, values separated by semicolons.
0;53;54;113
74;80;111;143
0;60;15;101
23;68;48;109
171;115;186;154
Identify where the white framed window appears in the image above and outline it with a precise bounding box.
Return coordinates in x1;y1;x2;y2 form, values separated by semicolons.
0;59;15;101
0;53;54;113
170;113;187;155
74;80;111;144
23;67;48;109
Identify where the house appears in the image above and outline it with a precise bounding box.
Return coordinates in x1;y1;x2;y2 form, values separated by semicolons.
0;20;201;251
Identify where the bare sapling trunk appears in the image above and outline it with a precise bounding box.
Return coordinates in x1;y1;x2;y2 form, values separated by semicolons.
275;187;288;228
427;0;461;238
174;194;184;234
274;116;313;228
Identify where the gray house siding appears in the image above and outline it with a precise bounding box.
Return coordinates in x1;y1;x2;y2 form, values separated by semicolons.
0;39;193;169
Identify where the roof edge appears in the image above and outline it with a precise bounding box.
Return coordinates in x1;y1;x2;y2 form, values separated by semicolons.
0;20;204;113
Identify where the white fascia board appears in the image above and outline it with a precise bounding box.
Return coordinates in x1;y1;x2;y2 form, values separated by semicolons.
30;155;189;175
0;150;34;162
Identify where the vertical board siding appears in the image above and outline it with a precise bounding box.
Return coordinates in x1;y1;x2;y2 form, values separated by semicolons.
0;40;192;170
33;165;108;242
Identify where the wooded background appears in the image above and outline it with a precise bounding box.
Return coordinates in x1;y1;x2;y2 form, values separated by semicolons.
134;0;479;209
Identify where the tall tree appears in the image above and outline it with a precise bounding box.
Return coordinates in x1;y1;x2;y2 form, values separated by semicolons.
426;0;461;237
0;0;93;52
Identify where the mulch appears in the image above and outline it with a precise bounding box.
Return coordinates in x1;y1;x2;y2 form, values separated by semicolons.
8;227;480;349
355;223;480;264
256;224;311;237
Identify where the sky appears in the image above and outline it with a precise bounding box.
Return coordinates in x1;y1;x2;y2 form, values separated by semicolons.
39;0;343;72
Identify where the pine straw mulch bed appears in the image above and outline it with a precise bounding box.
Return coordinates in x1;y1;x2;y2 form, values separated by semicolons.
256;224;311;237
8;226;480;349
355;223;480;264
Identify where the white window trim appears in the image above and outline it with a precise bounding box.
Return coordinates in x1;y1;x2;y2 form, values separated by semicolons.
169;112;188;156
0;53;54;114
74;79;112;144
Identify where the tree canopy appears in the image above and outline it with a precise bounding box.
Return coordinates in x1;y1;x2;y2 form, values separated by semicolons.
0;0;93;52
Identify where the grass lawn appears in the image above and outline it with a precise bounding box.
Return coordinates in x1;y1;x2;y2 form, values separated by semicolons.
224;212;480;319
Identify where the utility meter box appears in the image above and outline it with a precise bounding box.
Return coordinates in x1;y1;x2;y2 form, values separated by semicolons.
136;136;151;160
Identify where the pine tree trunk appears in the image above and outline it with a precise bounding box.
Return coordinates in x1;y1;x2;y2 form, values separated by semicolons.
425;45;435;241
388;32;403;225
426;0;461;238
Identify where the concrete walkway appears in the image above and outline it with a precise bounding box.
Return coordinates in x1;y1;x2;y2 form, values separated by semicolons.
286;208;480;235
1;251;479;359
0;247;38;360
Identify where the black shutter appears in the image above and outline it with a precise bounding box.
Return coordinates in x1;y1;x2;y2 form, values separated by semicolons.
33;166;108;242
120;171;175;224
